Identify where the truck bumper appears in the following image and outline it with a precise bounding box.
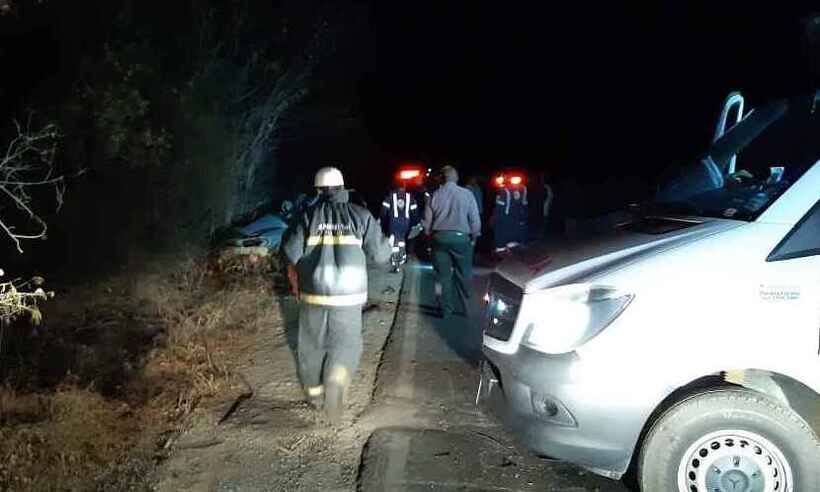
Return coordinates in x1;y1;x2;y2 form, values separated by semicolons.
478;345;652;479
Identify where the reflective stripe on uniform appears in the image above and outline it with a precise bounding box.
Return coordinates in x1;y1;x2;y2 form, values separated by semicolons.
392;192;398;219
306;235;363;246
497;189;511;215
504;188;511;215
328;366;349;385
382;201;391;208
404;193;413;220
300;292;368;306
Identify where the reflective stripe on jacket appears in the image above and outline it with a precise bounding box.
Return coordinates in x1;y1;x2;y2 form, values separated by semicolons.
282;190;391;306
494;185;528;216
380;189;421;237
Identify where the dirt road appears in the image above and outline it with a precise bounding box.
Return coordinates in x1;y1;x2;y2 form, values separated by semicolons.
152;259;631;491
152;264;404;491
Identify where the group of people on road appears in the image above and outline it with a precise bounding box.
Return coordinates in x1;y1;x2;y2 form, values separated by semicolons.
489;173;554;254
280;164;551;422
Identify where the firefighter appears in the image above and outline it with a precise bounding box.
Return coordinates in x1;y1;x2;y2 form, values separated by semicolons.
281;167;391;423
492;174;528;253
380;181;421;272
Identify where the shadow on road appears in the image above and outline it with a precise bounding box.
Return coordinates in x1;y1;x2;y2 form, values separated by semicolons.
410;261;485;367
359;427;631;492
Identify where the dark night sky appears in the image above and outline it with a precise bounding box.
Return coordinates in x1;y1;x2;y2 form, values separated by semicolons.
359;1;819;185
2;1;819;206
0;0;817;271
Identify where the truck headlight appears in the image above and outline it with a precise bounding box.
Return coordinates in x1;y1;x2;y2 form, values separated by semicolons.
521;284;633;354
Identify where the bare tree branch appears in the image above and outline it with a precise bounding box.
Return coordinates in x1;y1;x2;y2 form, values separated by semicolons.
0;116;63;252
224;5;343;220
0;115;62;330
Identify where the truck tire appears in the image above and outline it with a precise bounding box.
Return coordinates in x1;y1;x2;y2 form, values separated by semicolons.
638;389;820;492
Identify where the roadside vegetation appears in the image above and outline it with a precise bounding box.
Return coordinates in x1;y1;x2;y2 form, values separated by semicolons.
0;1;368;489
0;252;289;490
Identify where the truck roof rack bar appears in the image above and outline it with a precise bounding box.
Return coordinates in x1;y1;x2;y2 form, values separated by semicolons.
713;91;745;175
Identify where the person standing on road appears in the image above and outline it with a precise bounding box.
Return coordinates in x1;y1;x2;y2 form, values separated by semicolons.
281;166;391;422
423;165;481;319
465;176;484;217
542;173;554;239
380;181;422;271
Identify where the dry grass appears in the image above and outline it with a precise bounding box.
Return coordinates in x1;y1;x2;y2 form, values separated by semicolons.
0;387;143;491
0;251;289;491
142;252;284;418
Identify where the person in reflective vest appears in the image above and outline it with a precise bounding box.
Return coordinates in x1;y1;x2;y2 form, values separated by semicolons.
492;181;528;253
380;185;421;270
281;166;391;423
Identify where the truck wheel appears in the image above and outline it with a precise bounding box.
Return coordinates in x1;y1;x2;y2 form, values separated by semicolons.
639;389;820;492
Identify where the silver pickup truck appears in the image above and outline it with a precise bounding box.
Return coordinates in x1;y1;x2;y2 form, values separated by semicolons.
478;91;820;491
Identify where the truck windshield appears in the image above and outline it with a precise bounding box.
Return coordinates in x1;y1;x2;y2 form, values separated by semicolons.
653;94;820;221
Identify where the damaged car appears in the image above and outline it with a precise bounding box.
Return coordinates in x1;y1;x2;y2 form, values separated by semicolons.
477;91;820;491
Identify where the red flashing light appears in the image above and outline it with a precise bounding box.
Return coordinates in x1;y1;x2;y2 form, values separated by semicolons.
399;169;421;180
494;173;526;187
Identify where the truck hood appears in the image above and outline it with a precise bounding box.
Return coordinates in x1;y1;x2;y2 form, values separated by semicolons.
496;217;744;293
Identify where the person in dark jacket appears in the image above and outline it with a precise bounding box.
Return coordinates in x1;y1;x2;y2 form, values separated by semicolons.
281;166;391;422
423;165;481;318
380;184;421;271
465;176;483;216
492;180;528;252
381;185;421;241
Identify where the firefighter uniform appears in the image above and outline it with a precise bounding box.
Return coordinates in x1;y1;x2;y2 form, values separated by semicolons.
281;167;391;422
492;184;528;251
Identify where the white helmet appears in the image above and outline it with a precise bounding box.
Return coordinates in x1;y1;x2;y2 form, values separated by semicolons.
314;166;345;188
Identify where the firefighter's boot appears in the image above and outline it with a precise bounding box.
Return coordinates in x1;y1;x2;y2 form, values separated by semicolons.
304;385;324;410
324;365;350;424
